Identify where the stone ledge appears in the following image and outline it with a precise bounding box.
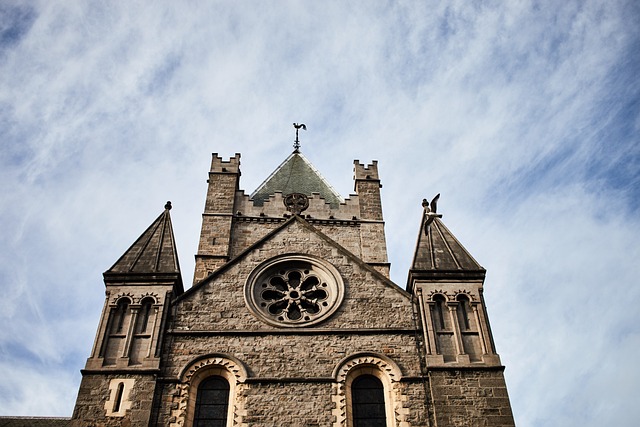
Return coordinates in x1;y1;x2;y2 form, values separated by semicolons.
168;328;417;336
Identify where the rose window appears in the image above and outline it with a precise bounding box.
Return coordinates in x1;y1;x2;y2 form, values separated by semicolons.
245;255;344;327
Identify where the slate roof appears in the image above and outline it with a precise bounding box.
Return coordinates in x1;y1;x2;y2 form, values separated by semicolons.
0;417;70;427
105;201;182;277
250;151;343;207
408;214;485;289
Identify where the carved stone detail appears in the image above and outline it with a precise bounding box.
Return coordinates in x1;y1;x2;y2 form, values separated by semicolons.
170;356;248;427
181;356;247;383
111;292;161;305
453;289;475;301
245;254;344;327
332;354;408;427
427;290;448;301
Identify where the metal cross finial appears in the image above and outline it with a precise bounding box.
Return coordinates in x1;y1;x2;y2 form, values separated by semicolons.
293;123;306;152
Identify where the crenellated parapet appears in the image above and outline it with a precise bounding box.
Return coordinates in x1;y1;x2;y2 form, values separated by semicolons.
353;160;383;221
210;152;241;173
194;154;242;283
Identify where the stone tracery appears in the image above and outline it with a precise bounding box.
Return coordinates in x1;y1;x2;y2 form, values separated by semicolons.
245;254;344;327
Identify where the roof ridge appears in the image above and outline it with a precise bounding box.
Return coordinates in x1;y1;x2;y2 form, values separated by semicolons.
250;152;297;200
128;212;162;272
294;152;343;203
432;218;463;270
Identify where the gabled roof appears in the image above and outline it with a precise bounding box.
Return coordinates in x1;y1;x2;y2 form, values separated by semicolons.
408;213;485;289
177;215;410;302
104;202;182;290
250;151;343;207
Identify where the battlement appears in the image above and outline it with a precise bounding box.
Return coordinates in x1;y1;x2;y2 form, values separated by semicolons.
210;153;241;173
353;160;379;181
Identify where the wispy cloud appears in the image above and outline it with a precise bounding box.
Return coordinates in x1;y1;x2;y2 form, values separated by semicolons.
1;1;638;424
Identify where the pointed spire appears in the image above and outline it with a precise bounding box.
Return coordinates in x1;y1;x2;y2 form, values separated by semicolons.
408;202;485;289
105;202;182;281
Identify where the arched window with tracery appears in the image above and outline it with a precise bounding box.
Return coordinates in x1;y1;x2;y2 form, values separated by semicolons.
351;374;386;427
193;376;230;427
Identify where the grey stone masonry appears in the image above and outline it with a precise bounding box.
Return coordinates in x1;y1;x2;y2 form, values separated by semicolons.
152;215;427;426
71;373;157;427
193;153;241;283
68;149;515;426
428;369;515;427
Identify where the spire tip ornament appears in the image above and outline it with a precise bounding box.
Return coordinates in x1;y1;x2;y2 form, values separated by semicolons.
293;123;306;152
422;194;442;234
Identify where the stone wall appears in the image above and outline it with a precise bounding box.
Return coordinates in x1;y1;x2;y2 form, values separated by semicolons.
173;220;413;332
71;373;156;427
428;369;515;427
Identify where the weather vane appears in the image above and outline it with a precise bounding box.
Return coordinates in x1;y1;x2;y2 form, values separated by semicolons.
293;123;306;152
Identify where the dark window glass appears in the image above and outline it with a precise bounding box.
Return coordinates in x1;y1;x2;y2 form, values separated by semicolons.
457;295;471;330
434;295;446;330
138;298;154;333
113;382;124;413
352;375;386;427
115;298;130;333
193;376;230;427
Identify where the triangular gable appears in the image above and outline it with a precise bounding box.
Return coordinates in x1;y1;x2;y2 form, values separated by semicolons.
250;152;343;208
177;215;410;302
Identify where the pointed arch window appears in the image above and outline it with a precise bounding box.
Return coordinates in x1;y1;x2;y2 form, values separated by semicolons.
351;375;387;427
193;376;230;427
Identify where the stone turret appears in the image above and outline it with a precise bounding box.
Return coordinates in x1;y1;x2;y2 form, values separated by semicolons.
72;202;183;426
193;153;241;283
407;206;515;426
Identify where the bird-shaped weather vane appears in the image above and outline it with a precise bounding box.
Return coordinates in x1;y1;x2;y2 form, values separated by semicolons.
293;123;306;152
422;194;442;235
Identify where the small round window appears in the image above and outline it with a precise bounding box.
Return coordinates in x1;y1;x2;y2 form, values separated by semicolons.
244;255;344;327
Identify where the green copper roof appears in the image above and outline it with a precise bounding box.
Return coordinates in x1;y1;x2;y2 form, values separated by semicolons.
250;151;343;207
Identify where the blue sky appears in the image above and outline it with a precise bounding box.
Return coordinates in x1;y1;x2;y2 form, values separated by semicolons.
1;1;639;425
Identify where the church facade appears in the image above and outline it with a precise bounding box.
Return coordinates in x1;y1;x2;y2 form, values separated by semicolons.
69;149;515;426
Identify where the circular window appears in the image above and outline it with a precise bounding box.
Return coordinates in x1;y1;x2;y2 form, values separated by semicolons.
244;255;344;327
